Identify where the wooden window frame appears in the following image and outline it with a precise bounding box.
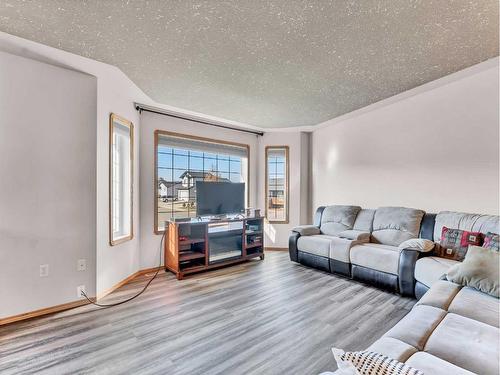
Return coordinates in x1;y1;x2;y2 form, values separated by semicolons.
265;145;289;224
109;113;134;246
154;130;250;234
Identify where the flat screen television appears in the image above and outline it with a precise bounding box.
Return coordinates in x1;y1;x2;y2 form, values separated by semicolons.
196;181;245;216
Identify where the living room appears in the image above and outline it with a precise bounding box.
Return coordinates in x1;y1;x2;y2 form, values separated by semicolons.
0;2;498;374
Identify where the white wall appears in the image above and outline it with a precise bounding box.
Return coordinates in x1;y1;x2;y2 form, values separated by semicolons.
0;51;97;317
0;32;144;298
312;58;500;215
257;132;311;248
139;111;260;268
94;75;141;296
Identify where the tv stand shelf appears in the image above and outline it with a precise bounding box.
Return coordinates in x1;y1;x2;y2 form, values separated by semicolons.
165;216;264;280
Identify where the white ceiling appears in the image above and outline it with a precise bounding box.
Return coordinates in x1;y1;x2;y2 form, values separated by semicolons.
0;1;498;128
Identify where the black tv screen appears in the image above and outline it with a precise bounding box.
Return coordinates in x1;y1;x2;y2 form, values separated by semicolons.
196;181;245;216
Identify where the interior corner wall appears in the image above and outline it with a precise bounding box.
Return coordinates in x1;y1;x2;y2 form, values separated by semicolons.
257;131;311;248
311;60;500;215
0;51;97;318
138;111;259;269
0;33;144;300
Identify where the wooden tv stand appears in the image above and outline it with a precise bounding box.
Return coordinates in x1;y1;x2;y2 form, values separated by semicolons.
164;216;264;280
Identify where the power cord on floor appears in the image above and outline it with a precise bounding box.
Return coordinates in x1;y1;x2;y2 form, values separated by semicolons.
81;231;166;308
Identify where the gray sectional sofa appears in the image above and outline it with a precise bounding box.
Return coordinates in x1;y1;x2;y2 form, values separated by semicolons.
299;207;500;374
366;279;499;374
289;205;499;298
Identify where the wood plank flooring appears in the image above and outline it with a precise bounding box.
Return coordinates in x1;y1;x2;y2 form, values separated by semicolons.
0;251;415;375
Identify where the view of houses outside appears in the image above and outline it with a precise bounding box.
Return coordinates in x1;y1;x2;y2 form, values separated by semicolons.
157;146;245;229
267;151;286;221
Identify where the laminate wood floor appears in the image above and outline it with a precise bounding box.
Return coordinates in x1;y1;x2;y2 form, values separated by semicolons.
0;251;415;375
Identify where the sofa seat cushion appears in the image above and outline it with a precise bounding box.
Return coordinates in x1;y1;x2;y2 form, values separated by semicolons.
414;257;459;287
297;235;333;258
319;205;361;236
416;280;461;310
366;337;417;363
405;352;474;375
448;286;499;328
383;305;446;350
297;234;362;263
350;243;401;275
424;313;499;375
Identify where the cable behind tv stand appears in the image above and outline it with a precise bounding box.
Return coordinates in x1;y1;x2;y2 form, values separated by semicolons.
164;216;264;280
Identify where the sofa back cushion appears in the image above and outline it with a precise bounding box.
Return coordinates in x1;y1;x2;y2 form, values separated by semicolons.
371;207;425;246
353;208;376;232
433;211;499;243
320;205;361;236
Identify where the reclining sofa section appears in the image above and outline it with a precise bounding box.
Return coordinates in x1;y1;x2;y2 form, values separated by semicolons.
289;205;435;296
413;211;499;299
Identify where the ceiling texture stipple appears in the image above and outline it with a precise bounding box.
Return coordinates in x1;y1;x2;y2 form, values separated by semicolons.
0;1;498;128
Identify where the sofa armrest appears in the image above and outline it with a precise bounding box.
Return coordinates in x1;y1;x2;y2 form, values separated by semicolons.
289;232;300;262
292;225;321;236
338;230;370;241
398;248;421;297
398;238;435;253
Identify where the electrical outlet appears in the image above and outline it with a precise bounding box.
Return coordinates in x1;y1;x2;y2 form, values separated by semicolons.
77;259;86;271
39;264;49;277
77;285;86;299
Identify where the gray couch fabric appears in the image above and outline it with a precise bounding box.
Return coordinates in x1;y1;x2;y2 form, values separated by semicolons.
292;225;320;236
414;256;459;288
433;211;500;243
296;235;334;258
329;237;368;263
319;205;361;236
369;280;499;375
352;208;375;232
371;207;425;246
337;229;370;241
297;233;367;263
350;243;402;275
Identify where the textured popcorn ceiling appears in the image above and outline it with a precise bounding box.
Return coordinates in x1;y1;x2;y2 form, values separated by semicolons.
0;1;498;128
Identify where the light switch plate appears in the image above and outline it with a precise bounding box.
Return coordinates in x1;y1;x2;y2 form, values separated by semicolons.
40;264;49;277
77;259;86;271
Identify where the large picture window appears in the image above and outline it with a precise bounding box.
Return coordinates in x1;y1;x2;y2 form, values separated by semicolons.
155;131;249;233
265;146;289;223
109;113;133;245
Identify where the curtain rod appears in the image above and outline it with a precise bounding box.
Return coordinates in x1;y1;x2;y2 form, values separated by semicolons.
134;103;264;136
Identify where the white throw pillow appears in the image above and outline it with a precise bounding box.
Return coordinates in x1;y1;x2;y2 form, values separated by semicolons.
446;245;499;297
398;238;435;252
332;348;424;375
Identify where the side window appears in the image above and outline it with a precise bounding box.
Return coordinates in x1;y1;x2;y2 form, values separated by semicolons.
109;113;133;245
265;146;289;223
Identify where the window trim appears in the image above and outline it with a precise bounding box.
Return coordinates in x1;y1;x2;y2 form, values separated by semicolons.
265;145;289;224
109;113;134;246
154;130;250;234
